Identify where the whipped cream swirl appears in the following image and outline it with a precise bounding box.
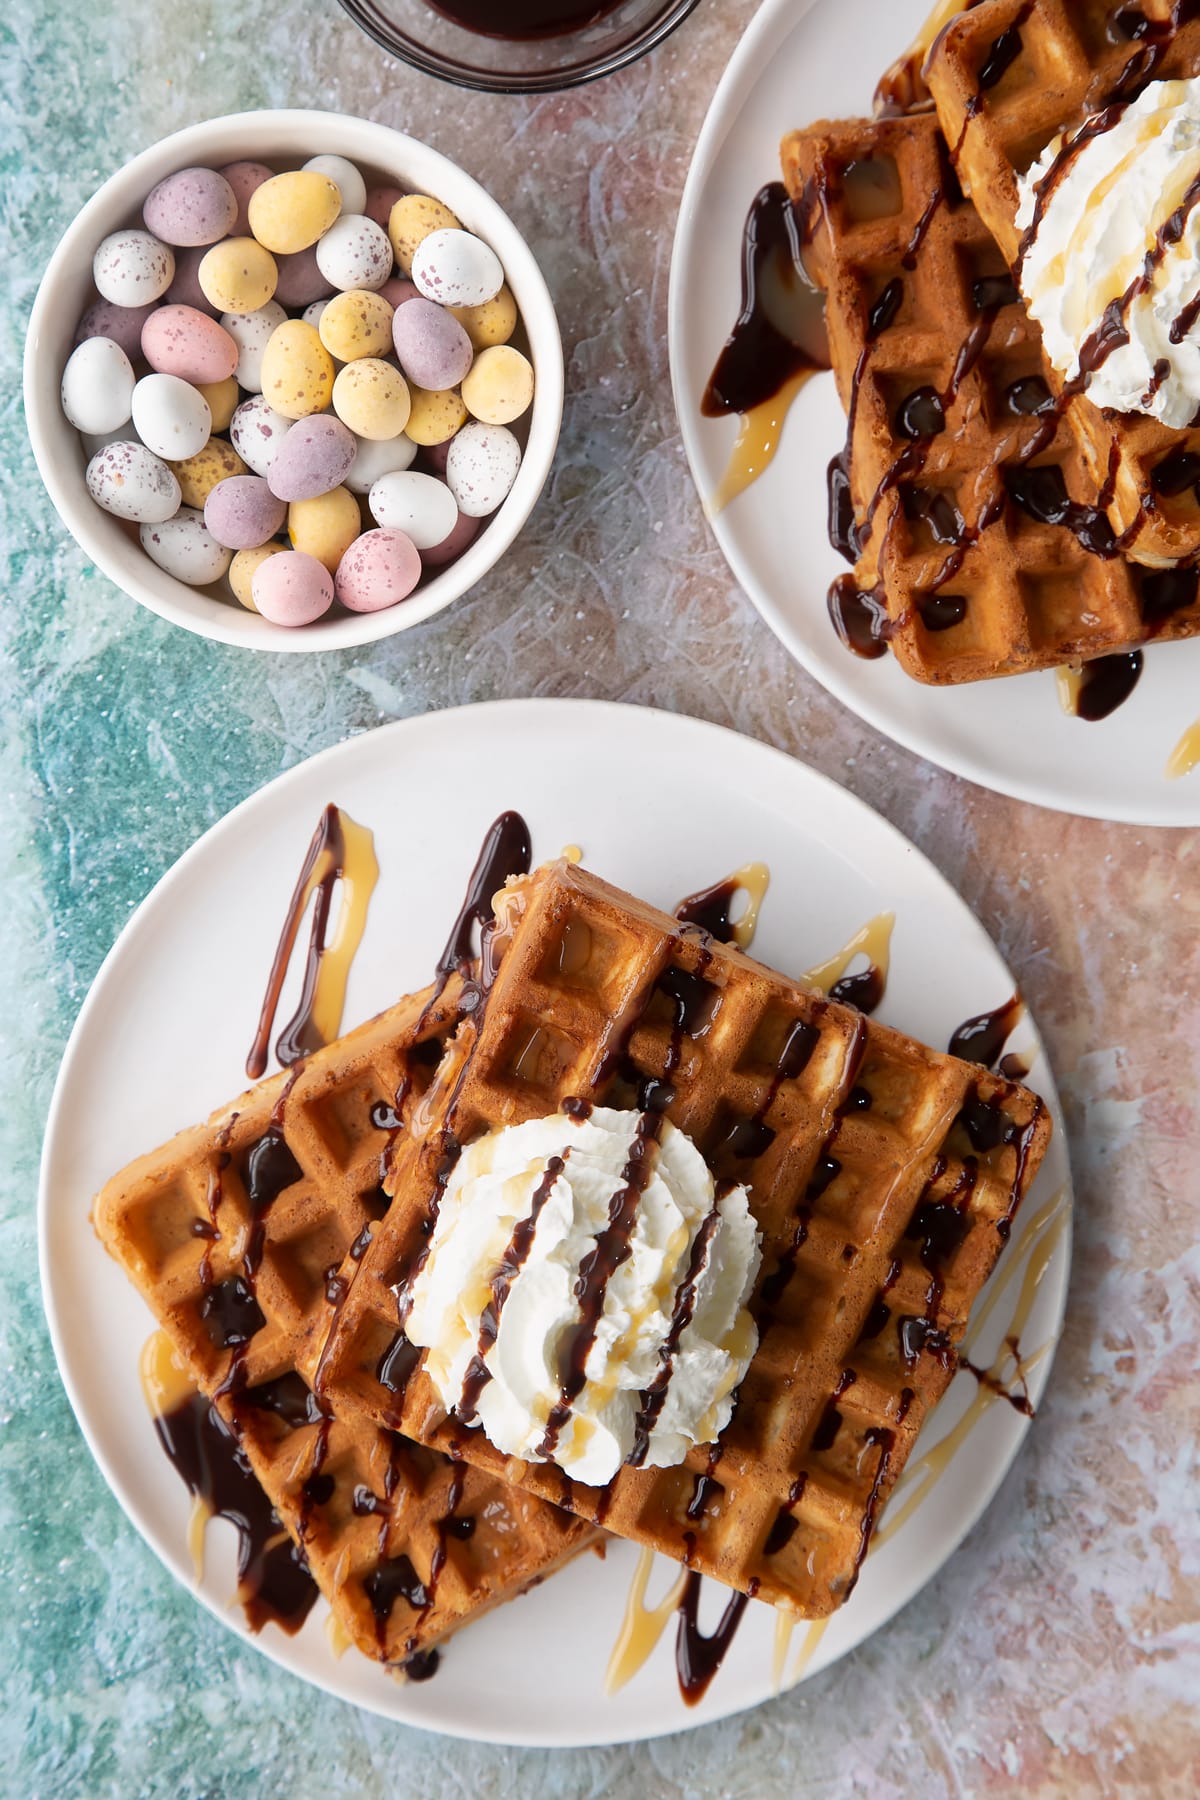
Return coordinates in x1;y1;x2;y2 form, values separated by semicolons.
1016;78;1200;427
404;1106;762;1487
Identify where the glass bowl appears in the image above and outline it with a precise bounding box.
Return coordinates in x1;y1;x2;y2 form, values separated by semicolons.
336;0;702;93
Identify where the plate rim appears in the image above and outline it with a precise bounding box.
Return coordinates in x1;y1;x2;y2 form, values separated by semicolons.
667;0;1200;828
37;696;1074;1746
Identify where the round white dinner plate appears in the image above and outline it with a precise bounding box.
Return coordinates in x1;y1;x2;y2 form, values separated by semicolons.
39;700;1071;1746
670;0;1200;825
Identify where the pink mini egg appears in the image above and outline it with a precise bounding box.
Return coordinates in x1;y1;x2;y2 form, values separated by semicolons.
416;507;481;569
334;527;421;612
252;549;333;625
76;297;159;360
204;473;287;549
392;297;473;391
220;160;275;235
266;414;357;502
164;246;218;315
141;305;238;384
273;245;335;309
144;167;238;247
379;276;420;310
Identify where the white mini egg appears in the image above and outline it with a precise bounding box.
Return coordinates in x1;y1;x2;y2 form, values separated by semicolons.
368;470;458;549
131;372;212;461
411;229;503;308
315;214;393;293
444;420;521;517
61;336;135;435
343;431;418;494
86;440;181;523
302;297;331;331
302;154;367;217
93;228;175;307
220;300;287;392
229;394;292;478
140;506;233;584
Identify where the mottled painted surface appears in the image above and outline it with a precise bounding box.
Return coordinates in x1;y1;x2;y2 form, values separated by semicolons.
3;0;1199;1794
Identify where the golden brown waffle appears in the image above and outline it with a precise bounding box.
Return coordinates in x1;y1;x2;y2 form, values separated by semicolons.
926;0;1200;563
316;861;1052;1619
782;107;1200;680
92;979;595;1667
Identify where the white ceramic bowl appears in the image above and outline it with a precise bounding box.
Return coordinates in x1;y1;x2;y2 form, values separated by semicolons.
24;109;563;653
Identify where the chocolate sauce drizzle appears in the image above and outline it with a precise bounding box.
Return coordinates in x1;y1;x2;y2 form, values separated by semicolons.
627;1204;723;1468
947;994;1024;1068
247;804;349;1081
674;1571;751;1705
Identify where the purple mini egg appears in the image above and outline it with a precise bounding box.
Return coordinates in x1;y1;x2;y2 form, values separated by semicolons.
76;297;159;361
379;276;420;311
266;414;357;502
253;549;334;626
204;473;287;549
142;305;239;384
418;437;452;478
273;245;335;309
419;507;481;569
220;160;275;235
335;528;421;612
365;184;405;230
144;167;238;247
392;297;473;392
164;246;218;315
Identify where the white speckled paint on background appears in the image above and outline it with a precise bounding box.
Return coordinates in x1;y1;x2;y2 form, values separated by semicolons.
2;0;1198;1793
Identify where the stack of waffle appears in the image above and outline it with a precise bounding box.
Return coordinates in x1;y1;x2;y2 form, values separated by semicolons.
784;0;1200;683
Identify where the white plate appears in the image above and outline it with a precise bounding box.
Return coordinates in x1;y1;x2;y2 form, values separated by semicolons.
670;0;1200;826
39;699;1072;1746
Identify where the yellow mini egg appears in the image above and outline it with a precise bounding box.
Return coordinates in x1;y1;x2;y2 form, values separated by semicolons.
388;194;461;276
318;289;395;362
260;319;336;420
170;437;247;508
332;358;411;440
248;170;342;254
229;542;285;610
450;284;518;350
403;383;468;446
198;237;278;313
288;485;361;572
461;345;534;425
195;374;240;432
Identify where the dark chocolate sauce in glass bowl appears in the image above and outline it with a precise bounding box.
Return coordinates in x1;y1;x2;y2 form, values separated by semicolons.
425;0;623;36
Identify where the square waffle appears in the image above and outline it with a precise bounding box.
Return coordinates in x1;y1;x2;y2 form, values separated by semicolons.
316;861;1052;1619
92;978;596;1668
926;0;1200;564
782;107;1200;681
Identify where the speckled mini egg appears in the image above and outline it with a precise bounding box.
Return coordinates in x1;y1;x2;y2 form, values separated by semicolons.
260;319;336;420
320;289;395;361
365;185;404;230
164;246;216;315
368;469;457;549
221;300;288;392
230;394;291;478
411;229;503;309
450;284;518;350
86;440;180;522
445;420;521;517
335;527;421;612
252;548;334;626
273;245;334;310
228;541;283;610
316;214;393;293
144;167;238;247
248;171;342;255
332;358;410;440
266;414;357;502
61;337;135;435
131;372;212;461
140;505;232;584
198;237;278;313
419;507;481;568
288;485;361;572
220;161;275;235
204;473;287;549
403;383;467;447
303;154;367;218
461;344;534;425
196;374;240;433
93;229;175;307
388;194;461;276
141;305;239;385
170;436;247;508
76;296;159;360
343;430;417;494
392;298;473;392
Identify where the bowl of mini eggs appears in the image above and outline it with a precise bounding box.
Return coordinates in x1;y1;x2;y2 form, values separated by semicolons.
24;110;561;649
